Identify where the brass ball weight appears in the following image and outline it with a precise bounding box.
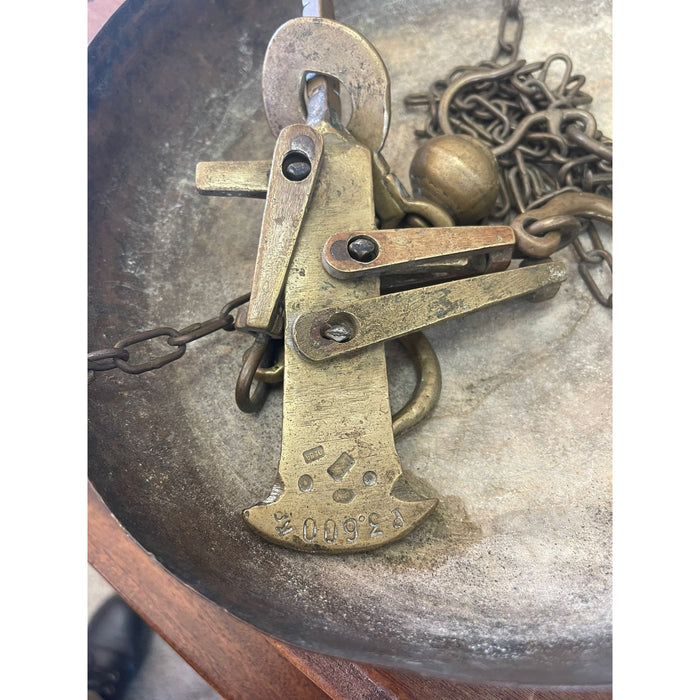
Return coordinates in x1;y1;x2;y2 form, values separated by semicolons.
409;134;499;225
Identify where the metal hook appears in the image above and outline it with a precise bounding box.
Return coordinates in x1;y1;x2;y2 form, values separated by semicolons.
235;334;275;413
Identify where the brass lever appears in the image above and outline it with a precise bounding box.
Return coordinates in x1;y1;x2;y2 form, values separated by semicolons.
293;260;567;362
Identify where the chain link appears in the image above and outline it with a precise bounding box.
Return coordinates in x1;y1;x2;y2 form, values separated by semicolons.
492;0;524;64
572;221;612;307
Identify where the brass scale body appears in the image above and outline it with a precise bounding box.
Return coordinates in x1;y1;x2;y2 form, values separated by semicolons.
196;9;567;553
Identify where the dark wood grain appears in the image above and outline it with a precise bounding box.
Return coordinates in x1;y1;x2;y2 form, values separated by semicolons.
271;639;612;700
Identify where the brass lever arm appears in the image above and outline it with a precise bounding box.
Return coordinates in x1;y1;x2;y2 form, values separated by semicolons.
322;225;514;279
245;124;323;332
292;260;567;361
195;161;270;198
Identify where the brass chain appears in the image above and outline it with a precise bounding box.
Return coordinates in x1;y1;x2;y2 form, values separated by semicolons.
404;0;612;306
88;0;612;385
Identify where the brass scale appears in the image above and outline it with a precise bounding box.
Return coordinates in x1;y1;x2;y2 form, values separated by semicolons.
91;0;610;554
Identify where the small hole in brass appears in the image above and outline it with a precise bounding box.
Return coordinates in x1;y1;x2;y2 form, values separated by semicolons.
347;235;379;263
282;151;311;181
320;312;358;343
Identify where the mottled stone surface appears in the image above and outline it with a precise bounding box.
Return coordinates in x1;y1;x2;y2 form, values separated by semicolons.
89;0;611;686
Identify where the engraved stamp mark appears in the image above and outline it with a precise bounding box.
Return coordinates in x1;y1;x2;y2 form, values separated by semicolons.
298;474;314;492
327;452;355;481
332;488;355;504
391;508;405;529
303;445;325;464
274;510;293;537
368;512;383;538
362;470;377;486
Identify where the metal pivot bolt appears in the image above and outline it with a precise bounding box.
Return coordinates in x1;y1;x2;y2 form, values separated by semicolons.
282;151;312;181
320;312;357;343
347;235;379;262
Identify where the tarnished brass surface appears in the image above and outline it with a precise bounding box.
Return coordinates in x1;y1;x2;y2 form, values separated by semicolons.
212;8;502;552
223;10;568;551
234;304;285;339
242;116;437;549
261;16;390;153
294;261;567;362
210;11;439;552
249;332;442;433
322;225;514;279
409;134;500;224
195;160;270;198
246;124;323;331
244;117;437;551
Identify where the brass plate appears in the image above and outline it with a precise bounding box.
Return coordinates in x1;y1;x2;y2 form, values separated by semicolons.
88;0;611;686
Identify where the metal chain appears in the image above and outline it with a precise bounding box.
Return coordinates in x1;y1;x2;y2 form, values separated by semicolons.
492;0;524;63
404;0;612;306
573;221;612;307
88;293;250;383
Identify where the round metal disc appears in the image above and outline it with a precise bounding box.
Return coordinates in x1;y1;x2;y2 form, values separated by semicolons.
89;0;611;686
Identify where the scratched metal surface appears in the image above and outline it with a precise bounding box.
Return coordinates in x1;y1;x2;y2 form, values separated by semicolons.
88;0;611;686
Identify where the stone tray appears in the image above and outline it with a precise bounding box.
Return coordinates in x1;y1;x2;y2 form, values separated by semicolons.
88;0;612;686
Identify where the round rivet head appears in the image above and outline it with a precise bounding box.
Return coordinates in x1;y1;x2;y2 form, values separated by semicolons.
282;151;312;181
347;235;379;263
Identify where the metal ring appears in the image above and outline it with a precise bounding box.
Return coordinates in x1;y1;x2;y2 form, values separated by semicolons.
528;214;582;237
220;293;251;329
392;332;442;438
235;334;273;413
87;347;130;372
511;213;562;258
242;344;284;384
578;252;612;308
